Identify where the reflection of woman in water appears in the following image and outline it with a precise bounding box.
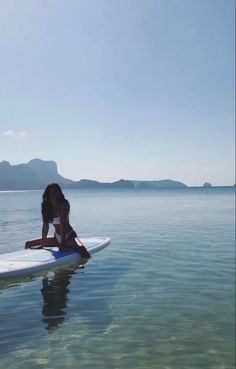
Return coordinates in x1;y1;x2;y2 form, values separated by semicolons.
41;264;114;333
41;267;78;332
25;183;90;259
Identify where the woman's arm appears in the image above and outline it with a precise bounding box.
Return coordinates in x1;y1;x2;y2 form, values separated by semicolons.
42;222;49;246
59;201;70;248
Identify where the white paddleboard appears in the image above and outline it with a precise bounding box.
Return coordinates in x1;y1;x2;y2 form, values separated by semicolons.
0;237;110;279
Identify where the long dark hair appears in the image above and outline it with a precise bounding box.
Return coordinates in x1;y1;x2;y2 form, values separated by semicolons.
41;183;68;223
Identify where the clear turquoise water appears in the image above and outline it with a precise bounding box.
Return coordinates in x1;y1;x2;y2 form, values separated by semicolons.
0;187;235;369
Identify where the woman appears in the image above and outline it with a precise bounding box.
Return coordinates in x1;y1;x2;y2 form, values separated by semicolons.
25;183;91;259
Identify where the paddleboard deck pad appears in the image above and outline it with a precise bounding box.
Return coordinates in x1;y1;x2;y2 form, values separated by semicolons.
0;237;110;279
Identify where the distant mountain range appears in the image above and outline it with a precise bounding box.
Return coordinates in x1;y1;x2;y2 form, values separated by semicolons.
0;158;216;190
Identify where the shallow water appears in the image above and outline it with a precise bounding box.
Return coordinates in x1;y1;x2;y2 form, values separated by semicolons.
0;187;235;369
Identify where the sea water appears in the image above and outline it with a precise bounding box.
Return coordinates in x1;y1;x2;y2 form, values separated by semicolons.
0;187;235;369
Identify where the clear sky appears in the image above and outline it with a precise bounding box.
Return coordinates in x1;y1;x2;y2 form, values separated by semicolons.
0;0;235;186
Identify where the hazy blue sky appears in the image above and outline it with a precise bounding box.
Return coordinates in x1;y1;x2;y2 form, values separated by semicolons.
0;0;235;186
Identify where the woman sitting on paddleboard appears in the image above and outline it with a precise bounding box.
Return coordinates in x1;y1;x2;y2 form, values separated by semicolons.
25;183;91;259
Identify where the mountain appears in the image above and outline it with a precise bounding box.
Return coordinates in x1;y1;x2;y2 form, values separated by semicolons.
132;179;187;189
0;159;188;190
202;182;213;187
27;159;73;186
67;179;135;189
0;159;72;190
0;161;42;190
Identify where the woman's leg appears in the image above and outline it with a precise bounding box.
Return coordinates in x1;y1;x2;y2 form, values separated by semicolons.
25;236;57;249
65;237;91;259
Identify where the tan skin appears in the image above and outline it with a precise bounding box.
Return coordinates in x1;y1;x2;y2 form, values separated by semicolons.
25;187;90;259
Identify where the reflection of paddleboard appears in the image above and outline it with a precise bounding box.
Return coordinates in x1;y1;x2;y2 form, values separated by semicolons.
0;237;110;279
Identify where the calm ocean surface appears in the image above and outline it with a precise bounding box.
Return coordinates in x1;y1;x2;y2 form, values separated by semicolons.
0;187;235;369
